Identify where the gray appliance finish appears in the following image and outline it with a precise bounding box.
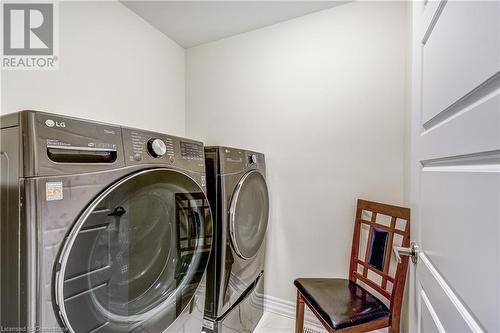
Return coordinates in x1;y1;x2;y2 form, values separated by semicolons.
203;147;269;333
0;111;212;333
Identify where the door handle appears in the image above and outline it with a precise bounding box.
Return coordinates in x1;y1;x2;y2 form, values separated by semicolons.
393;242;419;264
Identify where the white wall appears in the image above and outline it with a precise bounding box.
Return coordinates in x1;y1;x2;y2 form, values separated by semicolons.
186;1;409;302
1;1;185;136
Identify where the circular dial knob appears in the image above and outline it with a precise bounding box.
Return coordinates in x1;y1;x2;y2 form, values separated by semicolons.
249;154;257;164
147;138;167;158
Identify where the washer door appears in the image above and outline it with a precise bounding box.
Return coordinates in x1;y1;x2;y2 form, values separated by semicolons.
229;170;269;259
55;169;212;333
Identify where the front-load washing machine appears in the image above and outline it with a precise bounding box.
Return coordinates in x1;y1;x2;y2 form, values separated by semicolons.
203;147;269;333
0;111;212;333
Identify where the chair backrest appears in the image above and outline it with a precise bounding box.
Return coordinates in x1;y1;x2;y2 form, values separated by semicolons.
349;199;410;316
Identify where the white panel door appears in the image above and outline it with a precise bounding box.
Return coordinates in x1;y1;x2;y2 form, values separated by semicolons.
410;1;500;333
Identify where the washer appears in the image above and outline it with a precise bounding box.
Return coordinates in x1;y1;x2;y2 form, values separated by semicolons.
203;147;269;333
0;111;212;333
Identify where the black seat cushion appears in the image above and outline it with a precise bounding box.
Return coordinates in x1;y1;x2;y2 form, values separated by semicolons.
294;278;390;330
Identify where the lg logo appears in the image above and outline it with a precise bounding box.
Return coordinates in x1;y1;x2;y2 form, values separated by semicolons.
45;119;65;128
3;4;53;56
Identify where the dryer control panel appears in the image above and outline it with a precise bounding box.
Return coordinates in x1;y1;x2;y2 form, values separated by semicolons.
217;146;266;175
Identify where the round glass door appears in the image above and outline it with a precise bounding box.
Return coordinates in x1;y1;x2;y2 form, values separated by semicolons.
229;170;269;259
55;169;212;333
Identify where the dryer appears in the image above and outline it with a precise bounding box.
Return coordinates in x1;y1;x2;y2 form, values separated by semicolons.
0;111;212;333
203;147;269;333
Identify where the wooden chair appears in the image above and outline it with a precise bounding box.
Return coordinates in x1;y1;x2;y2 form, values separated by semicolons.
294;199;410;333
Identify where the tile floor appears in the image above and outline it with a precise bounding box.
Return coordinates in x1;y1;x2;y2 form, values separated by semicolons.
253;312;303;333
253;312;387;333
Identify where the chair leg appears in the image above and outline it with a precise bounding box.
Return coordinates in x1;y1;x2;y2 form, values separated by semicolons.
295;291;305;333
390;313;401;333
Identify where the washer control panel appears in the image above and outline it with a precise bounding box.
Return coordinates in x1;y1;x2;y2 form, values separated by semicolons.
122;128;205;173
126;129;175;163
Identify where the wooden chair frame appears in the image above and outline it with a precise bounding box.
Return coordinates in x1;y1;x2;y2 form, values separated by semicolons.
295;199;410;333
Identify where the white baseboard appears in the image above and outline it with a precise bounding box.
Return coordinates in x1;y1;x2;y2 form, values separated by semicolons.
263;294;327;333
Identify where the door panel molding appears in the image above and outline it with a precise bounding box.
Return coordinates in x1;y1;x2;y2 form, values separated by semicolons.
420;93;500;160
418;254;483;333
421;0;447;45
422;72;500;131
420;289;445;333
420;171;499;332
422;163;500;173
421;1;500;123
421;150;500;171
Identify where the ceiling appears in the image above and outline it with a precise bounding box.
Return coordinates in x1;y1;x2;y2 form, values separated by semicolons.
121;1;349;48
